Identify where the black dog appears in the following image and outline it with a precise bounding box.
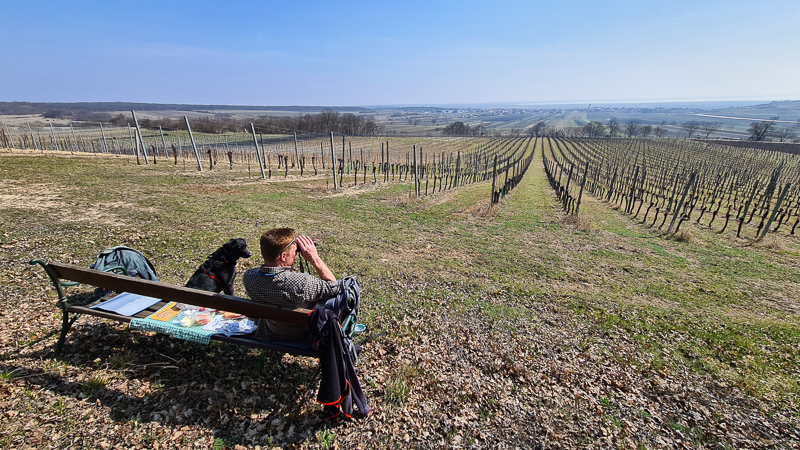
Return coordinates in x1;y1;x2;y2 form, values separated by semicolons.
185;238;251;295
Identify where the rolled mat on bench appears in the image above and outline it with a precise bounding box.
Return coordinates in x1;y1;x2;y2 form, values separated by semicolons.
129;317;216;345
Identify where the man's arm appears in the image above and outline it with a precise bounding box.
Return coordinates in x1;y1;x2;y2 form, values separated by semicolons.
296;235;336;281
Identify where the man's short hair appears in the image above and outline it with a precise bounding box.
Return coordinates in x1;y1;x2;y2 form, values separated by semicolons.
260;228;295;262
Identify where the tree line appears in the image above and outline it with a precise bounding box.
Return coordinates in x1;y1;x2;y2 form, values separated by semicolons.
548;117;797;141
441;117;799;141
579;119;669;139
108;109;382;135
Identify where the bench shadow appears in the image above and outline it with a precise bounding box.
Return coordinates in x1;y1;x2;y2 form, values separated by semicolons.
1;322;343;448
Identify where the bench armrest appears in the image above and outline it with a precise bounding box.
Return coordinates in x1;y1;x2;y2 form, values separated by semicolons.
29;260;79;305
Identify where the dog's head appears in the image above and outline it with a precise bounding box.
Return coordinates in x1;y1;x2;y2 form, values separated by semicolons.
222;238;252;260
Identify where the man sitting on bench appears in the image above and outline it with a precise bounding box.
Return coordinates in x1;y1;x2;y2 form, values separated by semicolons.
242;228;339;344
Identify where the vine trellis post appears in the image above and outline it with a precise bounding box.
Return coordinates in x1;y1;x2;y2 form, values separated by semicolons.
184;116;202;171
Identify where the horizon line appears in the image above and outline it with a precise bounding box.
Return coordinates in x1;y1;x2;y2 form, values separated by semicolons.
1;98;798;109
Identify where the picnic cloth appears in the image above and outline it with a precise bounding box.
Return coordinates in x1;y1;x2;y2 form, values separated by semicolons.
129;316;216;345
129;303;256;345
129;303;214;344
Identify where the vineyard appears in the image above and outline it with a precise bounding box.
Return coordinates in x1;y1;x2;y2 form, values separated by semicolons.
4;117;798;241
543;137;800;240
1;132;799;448
0;118;535;202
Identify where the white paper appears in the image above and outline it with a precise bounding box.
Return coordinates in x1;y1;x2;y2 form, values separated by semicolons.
91;292;162;316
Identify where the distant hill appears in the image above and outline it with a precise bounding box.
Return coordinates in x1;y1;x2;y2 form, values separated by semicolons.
713;100;800;122
1;99;796;139
0;101;368;116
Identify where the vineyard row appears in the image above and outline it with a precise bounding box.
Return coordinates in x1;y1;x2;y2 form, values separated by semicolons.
543;137;800;239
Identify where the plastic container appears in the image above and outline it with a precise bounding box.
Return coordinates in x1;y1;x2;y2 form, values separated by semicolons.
180;315;196;327
194;310;212;326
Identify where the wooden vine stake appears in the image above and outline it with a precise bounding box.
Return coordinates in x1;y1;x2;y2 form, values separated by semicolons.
667;172;696;234
490;155;498;205
413;144;419;198
131;111;150;164
249;123;265;179
330;132;338;189
293;132;300;173
50;123;60;152
758;182;791;242
576;160;589;215
184;116;203;171
99;122;108;153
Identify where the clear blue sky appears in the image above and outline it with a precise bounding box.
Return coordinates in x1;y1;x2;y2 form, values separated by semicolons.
2;0;798;106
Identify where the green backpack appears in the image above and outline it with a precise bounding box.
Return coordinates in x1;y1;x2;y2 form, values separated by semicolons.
90;245;158;281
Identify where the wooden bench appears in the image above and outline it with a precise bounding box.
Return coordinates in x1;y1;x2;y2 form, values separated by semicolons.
29;259;319;359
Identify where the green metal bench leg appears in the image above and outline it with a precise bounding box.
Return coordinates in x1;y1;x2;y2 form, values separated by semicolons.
29;259;82;360
55;305;81;360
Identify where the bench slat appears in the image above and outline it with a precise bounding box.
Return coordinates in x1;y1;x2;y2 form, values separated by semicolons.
211;334;319;358
49;262;311;328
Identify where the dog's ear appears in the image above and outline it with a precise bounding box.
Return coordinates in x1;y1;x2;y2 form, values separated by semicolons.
221;239;238;254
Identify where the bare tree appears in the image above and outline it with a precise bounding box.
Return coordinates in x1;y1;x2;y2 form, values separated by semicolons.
542;126;563;138
443;121;470;136
565;127;583;138
774;127;796;142
748;116;779;141
470;124;486;136
682;121;700;138
702;121;720;139
318;108;340;132
582;121;606;138
654;126;668;138
362;117;380;136
607;119;621;137
640;124;653;138
340;113;360;134
527;121;546;138
624;119;640;137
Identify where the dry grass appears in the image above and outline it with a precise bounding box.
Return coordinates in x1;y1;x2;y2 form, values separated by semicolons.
457;200;499;218
563;214;592;231
397;191;419;206
480;203;500;218
755;234;787;251
671;228;696;243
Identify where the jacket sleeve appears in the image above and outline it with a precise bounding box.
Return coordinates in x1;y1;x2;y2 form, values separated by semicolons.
302;276;340;307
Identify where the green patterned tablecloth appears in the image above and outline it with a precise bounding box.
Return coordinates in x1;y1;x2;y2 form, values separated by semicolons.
129;317;215;345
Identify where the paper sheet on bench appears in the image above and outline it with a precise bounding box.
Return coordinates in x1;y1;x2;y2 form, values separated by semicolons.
91;292;162;316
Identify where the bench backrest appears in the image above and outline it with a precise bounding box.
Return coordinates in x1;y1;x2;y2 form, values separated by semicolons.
47;262;311;328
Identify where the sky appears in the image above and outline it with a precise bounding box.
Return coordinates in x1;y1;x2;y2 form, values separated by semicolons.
2;0;799;106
